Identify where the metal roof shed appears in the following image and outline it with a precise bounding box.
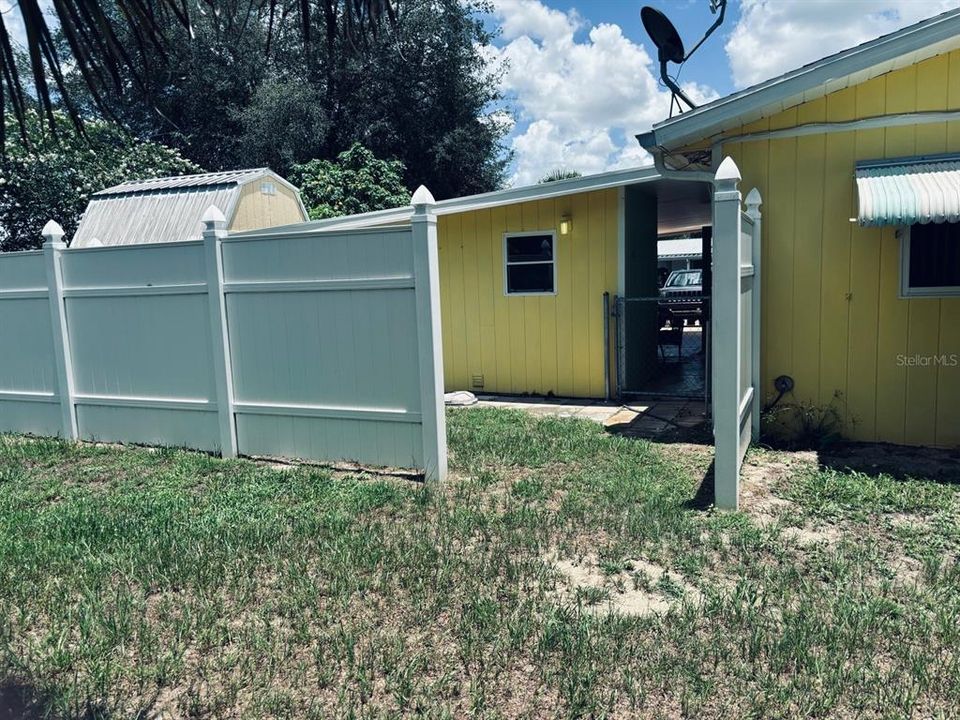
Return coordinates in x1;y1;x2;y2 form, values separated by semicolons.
71;168;309;248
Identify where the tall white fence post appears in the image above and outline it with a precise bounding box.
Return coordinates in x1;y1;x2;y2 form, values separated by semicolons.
203;206;238;458
42;221;78;440
712;158;742;509
745;188;762;439
410;185;447;483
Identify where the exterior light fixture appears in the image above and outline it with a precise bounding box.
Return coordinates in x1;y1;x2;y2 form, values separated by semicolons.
560;214;572;235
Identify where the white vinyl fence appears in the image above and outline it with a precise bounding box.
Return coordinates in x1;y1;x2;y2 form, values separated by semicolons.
0;189;446;481
711;157;761;509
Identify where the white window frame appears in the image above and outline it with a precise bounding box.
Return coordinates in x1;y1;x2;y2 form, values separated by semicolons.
899;224;960;298
503;231;558;297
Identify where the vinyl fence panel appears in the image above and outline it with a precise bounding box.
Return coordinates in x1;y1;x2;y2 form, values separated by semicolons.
711;157;762;510
0;250;62;435
223;226;426;469
60;241;221;451
0;192;446;479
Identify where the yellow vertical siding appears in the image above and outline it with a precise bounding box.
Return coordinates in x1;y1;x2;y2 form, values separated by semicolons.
437;189;619;397
228;181;306;232
720;48;960;448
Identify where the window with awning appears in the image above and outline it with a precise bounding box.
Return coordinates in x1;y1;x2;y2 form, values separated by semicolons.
855;155;960;297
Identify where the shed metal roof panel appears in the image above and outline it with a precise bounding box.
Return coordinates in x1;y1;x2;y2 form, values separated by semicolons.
94;168;271;196
72;186;239;247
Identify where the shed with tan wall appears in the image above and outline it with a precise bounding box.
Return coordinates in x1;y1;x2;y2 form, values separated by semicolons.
71;169;308;248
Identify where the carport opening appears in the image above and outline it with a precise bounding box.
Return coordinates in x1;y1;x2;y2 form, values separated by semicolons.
614;180;712;400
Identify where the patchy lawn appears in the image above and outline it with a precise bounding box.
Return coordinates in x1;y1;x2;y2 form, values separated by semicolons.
0;408;958;718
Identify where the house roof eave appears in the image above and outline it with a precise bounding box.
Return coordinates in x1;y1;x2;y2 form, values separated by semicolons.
643;8;960;153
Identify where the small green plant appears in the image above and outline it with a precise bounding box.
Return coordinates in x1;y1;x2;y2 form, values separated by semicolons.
575;586;610;606
599;558;625;576
655;573;685;600
631;571;652;592
760;397;851;450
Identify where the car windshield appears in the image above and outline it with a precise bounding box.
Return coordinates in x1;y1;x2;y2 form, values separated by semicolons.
664;270;701;288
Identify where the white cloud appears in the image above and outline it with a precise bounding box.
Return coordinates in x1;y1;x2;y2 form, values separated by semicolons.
490;0;718;186
497;0;582;43
0;1;28;48
726;0;960;89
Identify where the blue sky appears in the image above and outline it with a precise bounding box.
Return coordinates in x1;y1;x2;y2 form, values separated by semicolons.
489;0;960;185
543;0;737;94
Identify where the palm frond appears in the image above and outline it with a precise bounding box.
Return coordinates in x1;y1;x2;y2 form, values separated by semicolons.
0;0;395;151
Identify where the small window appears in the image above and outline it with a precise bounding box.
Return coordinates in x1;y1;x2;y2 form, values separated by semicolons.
504;232;556;295
260;181;276;196
901;223;960;297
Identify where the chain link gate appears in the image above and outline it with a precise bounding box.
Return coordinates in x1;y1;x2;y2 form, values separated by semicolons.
613;294;710;400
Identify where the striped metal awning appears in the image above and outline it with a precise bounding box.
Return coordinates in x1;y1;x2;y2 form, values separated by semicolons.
856;154;960;226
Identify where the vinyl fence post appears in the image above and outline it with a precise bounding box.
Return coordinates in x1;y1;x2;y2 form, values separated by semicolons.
712;157;742;510
745;188;763;440
203;206;238;458
42;221;78;441
410;185;447;483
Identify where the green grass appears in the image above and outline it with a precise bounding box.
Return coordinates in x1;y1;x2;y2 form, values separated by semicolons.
0;408;958;718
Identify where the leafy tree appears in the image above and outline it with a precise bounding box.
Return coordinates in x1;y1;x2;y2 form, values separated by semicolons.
289;143;409;219
238;80;330;175
0;1;396;144
310;0;510;197
539;169;583;183
0;111;200;251
57;0;510;198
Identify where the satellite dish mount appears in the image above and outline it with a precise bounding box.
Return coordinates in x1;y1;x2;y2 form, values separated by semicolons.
641;0;727;115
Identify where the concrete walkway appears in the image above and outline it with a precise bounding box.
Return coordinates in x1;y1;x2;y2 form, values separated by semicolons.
461;394;708;439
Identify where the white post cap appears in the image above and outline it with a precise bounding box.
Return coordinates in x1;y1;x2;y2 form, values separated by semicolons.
202;205;227;230
41;220;65;244
411;185;435;207
715;156;741;189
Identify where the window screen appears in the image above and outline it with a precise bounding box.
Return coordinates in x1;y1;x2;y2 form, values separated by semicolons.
906;223;960;294
505;233;555;294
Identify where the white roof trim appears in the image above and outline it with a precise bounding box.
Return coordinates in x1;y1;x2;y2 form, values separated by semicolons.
640;8;960;152
95;168;303;198
245;170;306;203
230;164;661;236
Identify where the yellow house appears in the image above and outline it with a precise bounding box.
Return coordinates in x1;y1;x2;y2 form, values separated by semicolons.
640;8;960;448
287;170;713;402
264;9;958;452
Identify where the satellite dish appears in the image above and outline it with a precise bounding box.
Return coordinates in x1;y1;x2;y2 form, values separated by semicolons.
641;7;685;64
641;1;728;115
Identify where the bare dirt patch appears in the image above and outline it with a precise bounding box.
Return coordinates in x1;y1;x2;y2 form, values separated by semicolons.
547;553;702;617
739;450;816;526
780;523;843;547
737;450;851;546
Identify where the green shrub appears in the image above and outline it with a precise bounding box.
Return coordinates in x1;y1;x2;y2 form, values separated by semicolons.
289;143;409;220
0;110;200;251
